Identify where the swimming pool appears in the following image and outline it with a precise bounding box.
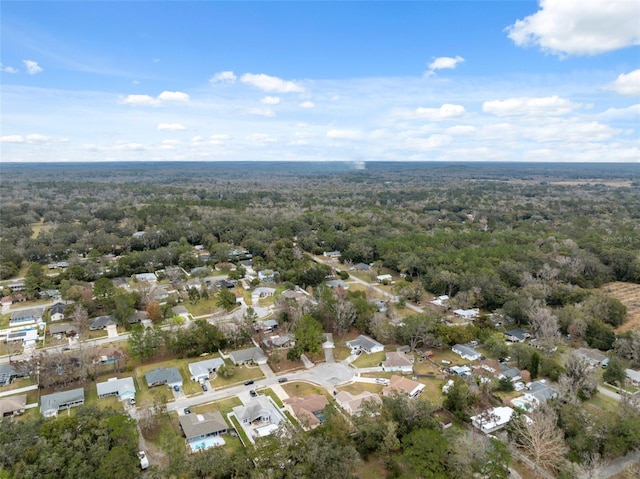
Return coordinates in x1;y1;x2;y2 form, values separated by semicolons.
511;398;532;411
188;435;225;452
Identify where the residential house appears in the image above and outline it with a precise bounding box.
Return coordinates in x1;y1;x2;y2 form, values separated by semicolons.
1;296;13;308
92;346;125;365
381;375;425;398
188;358;225;382
0;394;27;417
381;352;414;374
430;295;450;306
354;263;371;272
334;390;381;416
452;344;481;361
347;335;384;355
145;367;183;388
376;274;393;284
284;394;329;428
504;328;530;343
500;366;522;382
258;270;277;283
471;407;515;434
179;411;228;451
326;280;349;290
625;369;640;387
40;387;85;417
450;365;472;377
323;251;341;259
135;273;157;283
263;334;295;349
6;328;39;347
7;281;25;292
128;310;148;324
9;308;42;327
228;347;268;366
253;287;275;298
0;365;20;387
89;315;116;331
96;377;136;401
171;306;190;320
50;302;67;322
523;381;559;407
254;319;279;333
216;279;236;289
575;348;608;368
232;396;283;438
453;308;480;320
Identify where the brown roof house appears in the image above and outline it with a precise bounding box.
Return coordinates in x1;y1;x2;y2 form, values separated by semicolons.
334;390;382;416
381;375;425;398
381;352;414;374
0;394;27;417
284;394;329;429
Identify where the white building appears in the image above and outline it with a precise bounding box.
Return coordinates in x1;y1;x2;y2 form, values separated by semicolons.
471;406;515;434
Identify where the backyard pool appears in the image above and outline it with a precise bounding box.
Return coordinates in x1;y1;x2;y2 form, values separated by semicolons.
188;436;225;452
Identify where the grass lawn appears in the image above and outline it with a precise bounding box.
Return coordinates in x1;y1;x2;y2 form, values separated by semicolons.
352;351;386;368
262;388;285;408
332;345;352;361
337;382;384;395
430;349;467;366
418;378;445;406
413;360;441;376
0;314;10;329
585;393;619;413
281;381;327;398
191;396;243;416
211;364;264;388
229;414;251;447
184;297;221;317
356;455;389;479
1;377;37;391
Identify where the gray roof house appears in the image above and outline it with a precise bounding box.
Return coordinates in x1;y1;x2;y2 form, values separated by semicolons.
89;315;116;330
145;367;183;388
97;377;136;401
179;411;228;443
625;369;640;387
40;387;85;417
0;364;20;387
354;263;371;272
504;328;530;343
232;396;283;439
0;394;27;417
188;358;225;382
49;323;76;336
575;348;607;368
452;344;481;361
50;302;66;322
381;352;414;374
228;347;268;365
524;381;559;407
347;335;384;355
326;279;349;290
500;366;522;382
263;334;295;349
10;308;43;327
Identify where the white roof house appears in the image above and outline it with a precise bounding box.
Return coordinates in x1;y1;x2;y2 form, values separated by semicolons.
232;396;284;440
347;335;384;355
376;274;393;283
453;308;480;320
135;273;157;283
97;377;136;401
381;352;414;374
188;358;225;382
471;406;515;434
452;344;481;361
40;388;85;417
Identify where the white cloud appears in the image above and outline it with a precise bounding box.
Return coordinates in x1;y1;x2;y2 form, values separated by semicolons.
241;73;304;93
23;60;43;75
245;133;277;144
261;96;281;105
426;55;464;76
506;0;640;56
209;134;229;145
114;142;146;151
1;63;18;74
446;125;477;135
483;96;582;116
299;101;314;108
209;70;237;83
326;129;362;140
157;91;190;102
403;104;467;120
599;104;640;120
157;123;187;131
1;134;67;144
247;108;276;117
120;90;189;106
606;69;640;96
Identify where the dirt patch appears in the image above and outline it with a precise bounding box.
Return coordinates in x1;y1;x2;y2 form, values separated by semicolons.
601;282;640;333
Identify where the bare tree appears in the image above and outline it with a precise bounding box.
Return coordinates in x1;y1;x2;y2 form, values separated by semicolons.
509;405;568;475
529;302;560;353
332;299;357;337
558;352;598;403
71;304;90;340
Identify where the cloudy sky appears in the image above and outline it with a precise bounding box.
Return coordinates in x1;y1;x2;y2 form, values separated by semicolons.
1;0;638;163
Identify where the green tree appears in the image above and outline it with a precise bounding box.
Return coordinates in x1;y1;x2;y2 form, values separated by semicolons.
399;428;450;479
603;356;626;387
216;287;237;311
293;314;324;357
530;351;540;380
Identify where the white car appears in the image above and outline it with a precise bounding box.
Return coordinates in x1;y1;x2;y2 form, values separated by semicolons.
138;451;149;470
375;378;390;385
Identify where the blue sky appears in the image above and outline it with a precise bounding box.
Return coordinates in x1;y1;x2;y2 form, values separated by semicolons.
1;0;639;163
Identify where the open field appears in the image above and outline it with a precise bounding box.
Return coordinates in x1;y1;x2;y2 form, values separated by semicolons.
601;282;640;333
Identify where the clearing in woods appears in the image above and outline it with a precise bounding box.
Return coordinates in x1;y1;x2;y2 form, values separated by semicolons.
601;282;640;333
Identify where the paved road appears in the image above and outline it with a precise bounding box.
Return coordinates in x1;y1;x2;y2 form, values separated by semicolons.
597;449;640;478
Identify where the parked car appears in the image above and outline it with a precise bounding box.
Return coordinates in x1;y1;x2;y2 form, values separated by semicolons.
173;385;180;392
375;378;390;385
277;377;288;383
249;390;257;398
244;380;254;386
138;451;149;470
184;407;191;414
201;383;208;391
129;397;136;405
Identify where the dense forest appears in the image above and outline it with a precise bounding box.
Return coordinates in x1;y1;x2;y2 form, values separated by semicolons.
1;161;639;478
